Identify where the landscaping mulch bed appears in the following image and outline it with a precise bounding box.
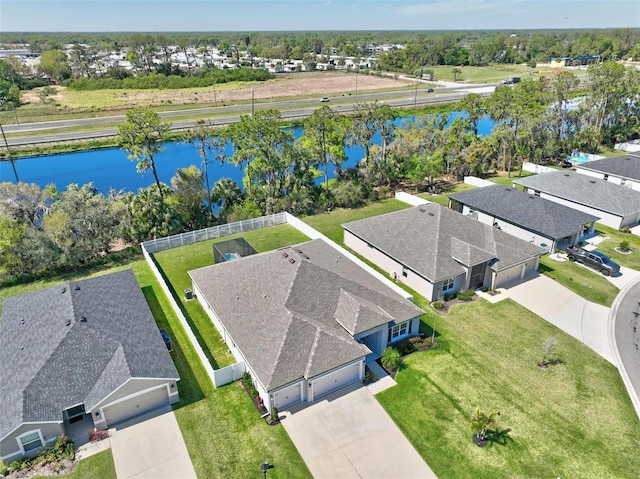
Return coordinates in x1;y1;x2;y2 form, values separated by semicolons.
430;294;478;314
240;379;268;416
5;459;75;479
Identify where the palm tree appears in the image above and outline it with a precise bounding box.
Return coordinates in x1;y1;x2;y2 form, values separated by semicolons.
211;178;243;217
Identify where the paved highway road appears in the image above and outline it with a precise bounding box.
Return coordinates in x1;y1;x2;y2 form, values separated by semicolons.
3;84;496;147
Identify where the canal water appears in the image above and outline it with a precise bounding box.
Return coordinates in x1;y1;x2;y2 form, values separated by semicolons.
0;113;497;193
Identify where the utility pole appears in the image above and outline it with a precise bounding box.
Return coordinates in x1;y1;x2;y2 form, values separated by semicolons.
0;123;19;182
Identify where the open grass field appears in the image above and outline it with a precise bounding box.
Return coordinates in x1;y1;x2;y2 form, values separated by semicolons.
13;71;411;118
430;63;555;83
302;197;410;243
377;297;640;479
152;224;309;369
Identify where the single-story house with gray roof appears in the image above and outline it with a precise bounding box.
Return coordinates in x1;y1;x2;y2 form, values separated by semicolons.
189;238;424;412
342;203;545;302
513;170;640;230
0;270;179;462
449;185;598;253
575;154;640;192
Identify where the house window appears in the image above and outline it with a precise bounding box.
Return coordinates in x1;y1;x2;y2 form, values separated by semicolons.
65;404;85;424
442;278;455;292
402;266;408;278
18;431;43;454
388;320;412;342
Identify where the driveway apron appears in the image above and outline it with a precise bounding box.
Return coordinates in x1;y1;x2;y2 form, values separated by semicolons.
109;406;197;479
503;275;613;363
280;382;437;479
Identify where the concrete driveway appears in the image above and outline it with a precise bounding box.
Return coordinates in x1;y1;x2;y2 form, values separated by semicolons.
503;275;613;363
109;406;197;479
280;382;436;479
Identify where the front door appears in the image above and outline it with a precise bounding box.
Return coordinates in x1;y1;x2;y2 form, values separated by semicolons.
470;263;486;289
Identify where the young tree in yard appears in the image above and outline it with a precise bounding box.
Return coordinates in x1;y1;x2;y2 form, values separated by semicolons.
0;216;25;278
470;408;501;443
452;67;462;81
299;106;347;193
117;108;171;201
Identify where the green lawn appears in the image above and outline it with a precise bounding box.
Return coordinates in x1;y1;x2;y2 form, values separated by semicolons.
487;170;535;187
302;198;410;243
539;255;619;307
377;298;640;479
591;224;640;270
416;182;476;206
429;64;554;84
32;450;116;479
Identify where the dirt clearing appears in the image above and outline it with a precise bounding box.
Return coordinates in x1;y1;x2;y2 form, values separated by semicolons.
23;72;412;111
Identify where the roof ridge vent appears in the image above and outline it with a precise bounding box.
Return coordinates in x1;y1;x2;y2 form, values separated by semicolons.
564;173;570;177
282;252;289;258
590;180;596;183
419;207;425;212
74;285;80;290
289;258;296;264
66;319;72;327
80;316;87;322
428;212;435;216
61;287;66;294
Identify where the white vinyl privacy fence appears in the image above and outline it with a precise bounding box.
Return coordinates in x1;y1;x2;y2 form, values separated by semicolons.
142;213;287;253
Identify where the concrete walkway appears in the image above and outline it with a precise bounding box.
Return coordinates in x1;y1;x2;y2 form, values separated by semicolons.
499;275;614;363
109;406;197;479
280;382;437;479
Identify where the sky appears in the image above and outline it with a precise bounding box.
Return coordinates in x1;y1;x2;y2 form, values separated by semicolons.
1;0;638;32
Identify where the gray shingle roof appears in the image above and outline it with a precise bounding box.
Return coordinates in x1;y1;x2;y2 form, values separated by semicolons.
343;203;544;282
577;154;640;181
513;171;640;216
188;239;424;391
449;185;599;239
0;270;179;440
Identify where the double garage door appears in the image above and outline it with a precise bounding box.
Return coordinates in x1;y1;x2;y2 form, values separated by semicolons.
102;386;170;427
312;361;361;400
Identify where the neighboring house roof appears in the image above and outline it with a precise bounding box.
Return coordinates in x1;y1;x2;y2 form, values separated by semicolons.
513;171;640;217
343;203;544;283
577;154;640;181
189;239;424;391
0;270;179;441
449;185;599;239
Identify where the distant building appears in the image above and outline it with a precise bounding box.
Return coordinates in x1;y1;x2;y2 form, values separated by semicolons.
550;55;601;68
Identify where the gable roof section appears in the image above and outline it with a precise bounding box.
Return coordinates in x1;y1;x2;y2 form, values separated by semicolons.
577;154;640;181
513;171;640;216
188;239;424;390
0;270;179;441
449;185;599;239
343;203;544;282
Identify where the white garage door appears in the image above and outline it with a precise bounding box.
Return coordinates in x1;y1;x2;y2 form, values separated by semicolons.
102;386;169;427
495;265;522;288
272;381;302;409
312;361;361;400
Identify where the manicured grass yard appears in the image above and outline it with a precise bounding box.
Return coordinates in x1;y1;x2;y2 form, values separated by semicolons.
302;198;409;243
430;63;554;84
377;298;640;478
32;450;116;479
592;224;640;270
539;255;619;307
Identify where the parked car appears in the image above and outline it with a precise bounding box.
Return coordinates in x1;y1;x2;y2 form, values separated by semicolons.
320;97;330;102
565;245;620;276
425;88;434;93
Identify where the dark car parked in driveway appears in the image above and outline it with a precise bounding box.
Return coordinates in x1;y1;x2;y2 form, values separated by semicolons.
565;245;620;276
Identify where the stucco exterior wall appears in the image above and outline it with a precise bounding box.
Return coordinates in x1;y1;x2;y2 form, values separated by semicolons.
344;230;437;300
1;423;63;462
